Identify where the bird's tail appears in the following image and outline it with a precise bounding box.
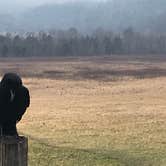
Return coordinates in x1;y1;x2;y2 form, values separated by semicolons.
0;126;2;136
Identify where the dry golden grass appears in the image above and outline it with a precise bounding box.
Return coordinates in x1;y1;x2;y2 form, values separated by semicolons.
20;77;166;148
1;56;166;165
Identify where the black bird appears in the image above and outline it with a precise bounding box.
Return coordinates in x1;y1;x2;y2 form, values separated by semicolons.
0;73;30;136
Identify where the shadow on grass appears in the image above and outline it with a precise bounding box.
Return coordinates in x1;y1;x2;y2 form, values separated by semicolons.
28;139;159;166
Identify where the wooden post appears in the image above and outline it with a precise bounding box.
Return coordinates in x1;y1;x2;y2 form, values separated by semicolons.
0;136;28;166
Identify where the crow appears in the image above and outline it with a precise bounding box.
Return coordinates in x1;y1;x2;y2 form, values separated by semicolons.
0;73;30;136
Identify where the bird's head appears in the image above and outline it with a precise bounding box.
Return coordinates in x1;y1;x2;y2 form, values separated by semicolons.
1;73;22;89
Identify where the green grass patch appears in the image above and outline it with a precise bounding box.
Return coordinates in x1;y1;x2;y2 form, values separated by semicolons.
28;139;166;166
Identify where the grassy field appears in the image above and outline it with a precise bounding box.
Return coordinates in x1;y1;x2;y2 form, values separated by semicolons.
2;56;166;166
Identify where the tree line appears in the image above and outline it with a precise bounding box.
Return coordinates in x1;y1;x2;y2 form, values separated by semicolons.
0;28;166;57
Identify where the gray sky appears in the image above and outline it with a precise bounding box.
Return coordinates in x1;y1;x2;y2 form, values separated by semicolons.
0;0;108;14
3;0;107;7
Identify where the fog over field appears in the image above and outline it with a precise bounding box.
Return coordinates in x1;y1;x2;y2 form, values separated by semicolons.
0;0;166;33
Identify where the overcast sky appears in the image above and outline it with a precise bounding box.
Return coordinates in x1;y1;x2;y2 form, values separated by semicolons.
0;0;108;14
2;0;107;7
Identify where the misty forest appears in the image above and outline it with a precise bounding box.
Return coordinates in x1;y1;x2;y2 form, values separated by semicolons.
0;0;166;57
1;28;166;57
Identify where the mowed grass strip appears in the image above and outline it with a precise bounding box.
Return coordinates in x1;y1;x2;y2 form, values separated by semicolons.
29;139;122;166
29;139;166;166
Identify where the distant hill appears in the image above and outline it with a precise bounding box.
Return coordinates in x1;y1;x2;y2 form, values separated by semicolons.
1;0;166;33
